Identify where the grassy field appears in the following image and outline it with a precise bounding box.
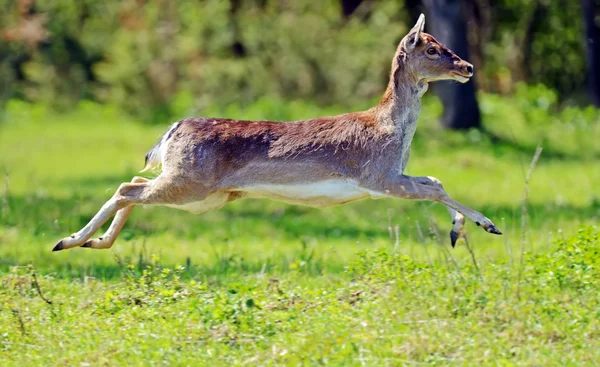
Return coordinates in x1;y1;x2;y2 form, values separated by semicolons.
0;97;599;365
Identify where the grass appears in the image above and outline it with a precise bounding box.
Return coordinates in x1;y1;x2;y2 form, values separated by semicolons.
0;96;599;365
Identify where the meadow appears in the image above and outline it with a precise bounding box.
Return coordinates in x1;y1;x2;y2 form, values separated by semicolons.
0;92;599;366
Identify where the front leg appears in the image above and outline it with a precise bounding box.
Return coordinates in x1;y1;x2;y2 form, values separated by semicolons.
365;174;501;246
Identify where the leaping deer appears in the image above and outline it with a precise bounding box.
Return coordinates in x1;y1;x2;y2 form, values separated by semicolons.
53;14;501;252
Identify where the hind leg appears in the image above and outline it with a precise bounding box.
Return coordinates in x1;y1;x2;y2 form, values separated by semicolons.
80;176;149;250
53;174;196;251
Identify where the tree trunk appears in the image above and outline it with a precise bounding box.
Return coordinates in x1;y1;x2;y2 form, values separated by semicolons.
230;0;247;57
581;0;600;107
339;0;364;17
422;0;481;129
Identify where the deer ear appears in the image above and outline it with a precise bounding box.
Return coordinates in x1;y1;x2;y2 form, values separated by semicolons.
407;13;425;50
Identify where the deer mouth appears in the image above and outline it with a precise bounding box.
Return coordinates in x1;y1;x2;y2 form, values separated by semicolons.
451;72;471;83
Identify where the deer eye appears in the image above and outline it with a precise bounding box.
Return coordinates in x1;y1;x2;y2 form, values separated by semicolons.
427;48;437;55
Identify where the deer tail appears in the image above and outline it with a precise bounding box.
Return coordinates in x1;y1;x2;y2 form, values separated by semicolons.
140;121;182;173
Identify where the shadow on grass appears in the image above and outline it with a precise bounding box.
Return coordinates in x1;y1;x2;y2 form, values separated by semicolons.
0;251;350;281
2;177;599;280
4;191;598;237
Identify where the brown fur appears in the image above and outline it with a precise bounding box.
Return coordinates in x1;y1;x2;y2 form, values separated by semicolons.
161;110;389;189
169;110;382;160
53;14;502;252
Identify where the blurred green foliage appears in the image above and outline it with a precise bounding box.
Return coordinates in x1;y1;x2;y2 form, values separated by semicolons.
480;82;600;158
0;0;405;120
484;0;586;95
0;0;590;121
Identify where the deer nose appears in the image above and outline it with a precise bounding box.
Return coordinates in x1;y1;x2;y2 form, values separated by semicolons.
465;64;473;76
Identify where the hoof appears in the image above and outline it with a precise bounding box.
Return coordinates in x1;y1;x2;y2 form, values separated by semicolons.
52;240;64;252
486;224;502;235
450;230;459;248
81;241;92;248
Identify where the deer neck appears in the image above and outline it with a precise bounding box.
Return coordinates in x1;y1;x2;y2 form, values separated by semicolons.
377;70;427;133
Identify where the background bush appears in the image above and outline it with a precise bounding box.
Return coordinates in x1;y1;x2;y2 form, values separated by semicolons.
0;0;590;121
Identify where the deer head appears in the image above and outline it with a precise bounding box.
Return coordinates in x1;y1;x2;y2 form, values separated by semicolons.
394;14;473;85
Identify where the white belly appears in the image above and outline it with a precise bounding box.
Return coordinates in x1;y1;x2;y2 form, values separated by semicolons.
162;180;385;213
164;192;230;214
241;179;380;208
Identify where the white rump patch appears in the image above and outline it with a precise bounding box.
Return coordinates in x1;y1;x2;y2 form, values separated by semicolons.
140;121;181;173
159;121;181;165
165;192;230;214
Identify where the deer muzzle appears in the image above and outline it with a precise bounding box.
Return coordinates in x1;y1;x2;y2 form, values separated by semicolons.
451;62;474;83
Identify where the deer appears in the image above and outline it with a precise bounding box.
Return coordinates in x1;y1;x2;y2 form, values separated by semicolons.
52;14;501;253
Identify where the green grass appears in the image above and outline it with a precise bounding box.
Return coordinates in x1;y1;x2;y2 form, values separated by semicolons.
0;97;599;365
